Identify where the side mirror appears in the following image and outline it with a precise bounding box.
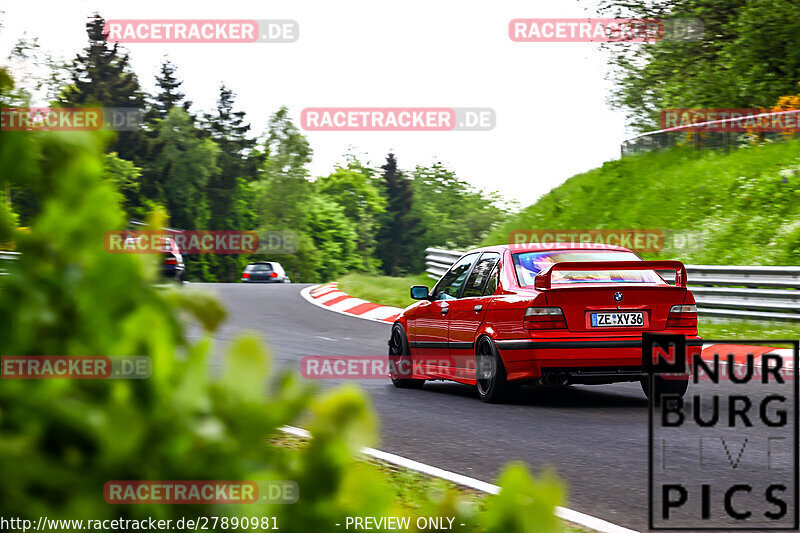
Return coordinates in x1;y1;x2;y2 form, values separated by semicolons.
410;285;430;300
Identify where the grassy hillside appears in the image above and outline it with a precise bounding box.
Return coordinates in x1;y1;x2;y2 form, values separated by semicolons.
485;140;800;265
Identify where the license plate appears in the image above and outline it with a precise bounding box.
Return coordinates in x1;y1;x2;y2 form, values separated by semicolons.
591;312;644;327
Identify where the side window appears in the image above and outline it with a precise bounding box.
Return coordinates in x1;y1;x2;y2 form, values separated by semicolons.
483;262;500;295
462;253;500;298
432;253;479;300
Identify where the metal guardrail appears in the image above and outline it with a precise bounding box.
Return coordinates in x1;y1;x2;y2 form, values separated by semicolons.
425;248;463;279
0;251;20;276
424;247;800;321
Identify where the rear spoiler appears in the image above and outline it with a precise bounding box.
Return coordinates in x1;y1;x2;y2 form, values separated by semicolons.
533;260;687;290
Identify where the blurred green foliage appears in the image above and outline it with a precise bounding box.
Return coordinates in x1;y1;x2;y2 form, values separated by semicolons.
0;126;567;531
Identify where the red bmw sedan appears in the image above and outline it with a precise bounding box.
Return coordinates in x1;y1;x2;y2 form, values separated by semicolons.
388;243;702;403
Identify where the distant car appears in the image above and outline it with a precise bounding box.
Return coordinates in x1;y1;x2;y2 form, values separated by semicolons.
389;243;701;403
161;237;185;282
242;261;290;283
124;235;184;282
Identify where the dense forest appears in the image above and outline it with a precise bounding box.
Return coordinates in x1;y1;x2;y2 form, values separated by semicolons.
1;14;512;282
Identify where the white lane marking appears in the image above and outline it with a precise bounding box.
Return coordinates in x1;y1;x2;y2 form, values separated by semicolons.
315;335;338;342
301;285;396;324
278;425;638;533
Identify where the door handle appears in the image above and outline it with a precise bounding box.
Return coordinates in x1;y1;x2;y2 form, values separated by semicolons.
474;305;483;312
441;307;449;314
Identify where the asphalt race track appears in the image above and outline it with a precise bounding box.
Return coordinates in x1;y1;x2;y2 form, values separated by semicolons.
190;283;797;532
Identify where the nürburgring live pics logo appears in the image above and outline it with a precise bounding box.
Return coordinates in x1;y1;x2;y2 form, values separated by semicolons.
645;334;798;530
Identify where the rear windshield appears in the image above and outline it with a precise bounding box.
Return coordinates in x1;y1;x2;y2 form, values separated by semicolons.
246;264;273;272
512;251;664;286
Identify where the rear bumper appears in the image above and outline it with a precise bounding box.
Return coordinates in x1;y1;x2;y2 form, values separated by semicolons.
495;336;703;383
162;265;184;280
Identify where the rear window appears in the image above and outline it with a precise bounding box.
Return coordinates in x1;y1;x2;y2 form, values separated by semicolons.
512;251;664;286
246;264;273;272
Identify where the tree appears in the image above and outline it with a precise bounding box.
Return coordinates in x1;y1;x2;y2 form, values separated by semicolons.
598;0;800;131
306;195;359;279
410;162;510;255
4;34;69;106
60;13;146;161
251;107;317;281
151;57;191;120
316;162;386;271
102;152;142;218
255;106;313;230
203;84;260;227
148;108;216;231
374;154;422;275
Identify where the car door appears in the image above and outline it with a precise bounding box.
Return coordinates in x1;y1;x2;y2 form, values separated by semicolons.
445;252;501;381
409;253;479;376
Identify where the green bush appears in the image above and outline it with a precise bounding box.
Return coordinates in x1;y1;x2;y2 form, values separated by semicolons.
0;128;567;531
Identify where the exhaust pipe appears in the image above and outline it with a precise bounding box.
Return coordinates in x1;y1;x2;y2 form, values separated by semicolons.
539;373;569;385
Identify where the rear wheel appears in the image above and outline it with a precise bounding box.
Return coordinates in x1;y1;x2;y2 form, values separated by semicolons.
476;337;512;403
640;375;689;402
389;324;425;389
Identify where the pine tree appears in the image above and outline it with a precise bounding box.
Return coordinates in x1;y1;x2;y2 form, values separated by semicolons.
153;58;191;119
60;13;146;163
205;84;259;230
375;153;423;275
202;85;261;281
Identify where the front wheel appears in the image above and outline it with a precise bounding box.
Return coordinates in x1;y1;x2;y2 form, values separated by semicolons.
640;375;689;402
476;337;513;403
389;324;425;389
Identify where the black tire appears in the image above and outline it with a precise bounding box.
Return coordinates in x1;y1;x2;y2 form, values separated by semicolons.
640;375;689;402
475;336;513;403
389;324;425;389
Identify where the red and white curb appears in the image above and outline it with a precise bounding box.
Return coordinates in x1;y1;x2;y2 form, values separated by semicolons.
700;344;795;373
278;425;638;533
301;282;402;324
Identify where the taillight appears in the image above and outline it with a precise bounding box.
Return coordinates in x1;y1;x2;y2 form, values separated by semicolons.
164;257;178;265
242;272;250;279
524;307;566;330
269;272;278;278
667;304;698;328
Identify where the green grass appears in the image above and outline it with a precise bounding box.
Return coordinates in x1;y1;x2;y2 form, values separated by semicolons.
698;319;800;342
337;272;433;308
484;140;800;266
